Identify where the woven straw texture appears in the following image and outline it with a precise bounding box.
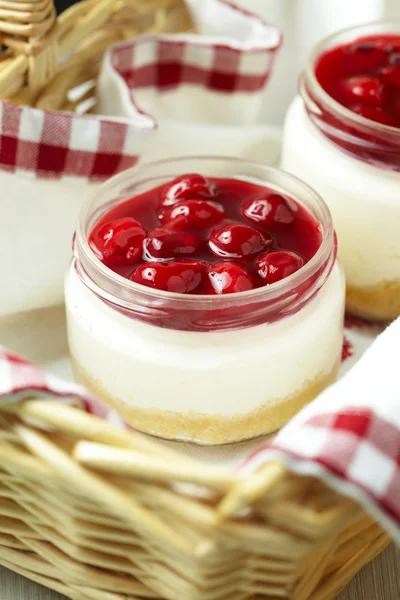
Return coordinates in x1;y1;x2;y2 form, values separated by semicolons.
0;1;391;599
0;0;191;111
0;399;391;600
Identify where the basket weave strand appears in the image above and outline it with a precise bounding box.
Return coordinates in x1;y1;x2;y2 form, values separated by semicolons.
0;0;191;111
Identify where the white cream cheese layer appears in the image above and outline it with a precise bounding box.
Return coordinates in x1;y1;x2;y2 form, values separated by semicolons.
65;263;344;417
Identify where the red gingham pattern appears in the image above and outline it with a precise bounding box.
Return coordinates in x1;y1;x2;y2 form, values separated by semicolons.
112;36;278;95
244;409;400;540
0;102;141;181
0;347;124;423
341;336;353;361
242;317;400;544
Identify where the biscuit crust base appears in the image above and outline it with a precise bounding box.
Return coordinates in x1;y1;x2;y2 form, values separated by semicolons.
72;358;340;445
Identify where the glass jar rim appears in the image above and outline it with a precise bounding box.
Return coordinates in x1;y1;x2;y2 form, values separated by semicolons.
75;155;334;311
304;19;400;139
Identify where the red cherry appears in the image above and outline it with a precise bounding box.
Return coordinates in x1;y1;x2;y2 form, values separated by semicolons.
160;174;214;209
256;251;304;284
379;65;400;88
208;262;254;294
132;261;206;293
341;76;387;106
344;42;389;71
160;199;225;229
90;217;146;266
209;223;270;258
393;97;400;117
143;228;200;260
351;104;398;126
389;51;400;66
243;193;294;228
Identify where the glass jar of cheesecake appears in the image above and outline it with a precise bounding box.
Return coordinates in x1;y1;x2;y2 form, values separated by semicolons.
66;157;345;444
282;20;400;321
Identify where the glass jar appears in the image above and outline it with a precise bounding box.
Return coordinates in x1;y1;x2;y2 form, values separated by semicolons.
281;20;400;321
65;157;344;445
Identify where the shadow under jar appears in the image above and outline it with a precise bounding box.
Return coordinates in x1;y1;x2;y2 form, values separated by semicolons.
281;20;400;322
65;157;344;445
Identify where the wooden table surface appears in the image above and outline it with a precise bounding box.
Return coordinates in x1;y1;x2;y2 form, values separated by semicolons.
1;544;399;599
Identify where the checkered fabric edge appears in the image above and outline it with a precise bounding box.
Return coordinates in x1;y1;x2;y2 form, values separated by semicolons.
0;0;280;181
243;409;400;544
242;315;400;545
0;102;146;182
0;346;126;426
111;34;280;96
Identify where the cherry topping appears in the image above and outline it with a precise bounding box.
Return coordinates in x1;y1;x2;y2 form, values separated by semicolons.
243;193;294;228
389;52;400;66
90;217;146;266
160;173;213;209
160;199;225;230
209;224;270;258
143;228;200;260
132;261;206;293
88;175;323;301
256;251;304;284
316;35;400;132
345;41;388;70
352;104;398;126
394;100;400;119
208;262;254;294
341;76;387;105
379;65;400;88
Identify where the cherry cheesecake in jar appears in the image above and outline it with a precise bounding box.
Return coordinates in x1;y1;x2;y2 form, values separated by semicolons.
282;21;400;321
66;157;345;444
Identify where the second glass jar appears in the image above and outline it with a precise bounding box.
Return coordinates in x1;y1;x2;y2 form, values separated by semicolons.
282;20;400;321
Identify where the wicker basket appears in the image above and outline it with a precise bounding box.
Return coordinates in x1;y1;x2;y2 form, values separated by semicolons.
0;0;191;111
0;1;392;599
0;399;391;600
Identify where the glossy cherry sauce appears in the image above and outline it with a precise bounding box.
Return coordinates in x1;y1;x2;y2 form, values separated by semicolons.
316;34;400;127
89;174;322;295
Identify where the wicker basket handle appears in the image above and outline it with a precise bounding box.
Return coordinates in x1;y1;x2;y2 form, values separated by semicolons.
0;0;121;94
0;0;190;106
0;0;57;46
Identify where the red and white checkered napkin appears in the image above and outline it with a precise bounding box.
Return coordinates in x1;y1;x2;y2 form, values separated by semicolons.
242;316;400;545
0;103;145;182
0;347;117;421
97;0;282;163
